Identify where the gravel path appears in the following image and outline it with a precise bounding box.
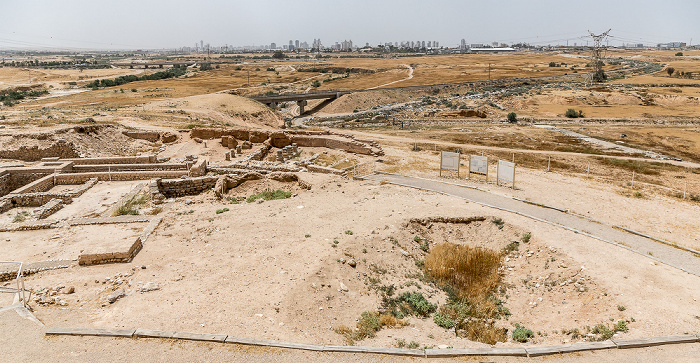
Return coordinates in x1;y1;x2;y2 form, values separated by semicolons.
362;172;700;277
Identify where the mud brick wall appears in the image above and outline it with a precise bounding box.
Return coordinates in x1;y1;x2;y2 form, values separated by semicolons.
61;155;156;165
306;164;346;175
9;174;55;194
0;139;79;162
0;171;11;197
72;163;188;173
2;192;73;207
0;199;11;214
188;159;208;177
158;176;219;198
53;171;189;184
122;130;160;142
68;178;99;197
33;198;64;220
6;172;52;194
289;135;376;155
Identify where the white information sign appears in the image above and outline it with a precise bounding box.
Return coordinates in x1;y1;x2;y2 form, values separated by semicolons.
469;155;488;175
440;151;460;176
497;160;516;188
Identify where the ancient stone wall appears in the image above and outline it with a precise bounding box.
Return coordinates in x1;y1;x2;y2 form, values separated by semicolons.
190;127;383;156
0;139;79;161
122;130;160;142
7;172;51;194
60;155;156;165
2;192;73;208
53;170;189;184
33;198;64;220
9;174;55;194
0;171;11;197
158;176;219;198
72;163;187;173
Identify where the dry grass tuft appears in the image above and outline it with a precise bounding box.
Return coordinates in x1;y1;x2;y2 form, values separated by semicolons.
425;243;502;301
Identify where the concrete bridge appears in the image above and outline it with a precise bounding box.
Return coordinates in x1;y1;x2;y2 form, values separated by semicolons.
251;91;353;114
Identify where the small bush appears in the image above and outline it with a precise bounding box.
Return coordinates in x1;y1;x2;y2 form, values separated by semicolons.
507;112;517;122
675;52;683;56
591;323;614;340
12;211;28;223
311;80;321;87
114;195;147;216
512;323;534;342
433;312;456;329
345;230;353;235
617;305;626;311
614;320;629;332
246;189;291;203
565;108;584;118
521;232;531;243
215;208;229;214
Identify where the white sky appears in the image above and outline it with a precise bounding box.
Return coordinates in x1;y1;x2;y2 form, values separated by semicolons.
0;0;697;50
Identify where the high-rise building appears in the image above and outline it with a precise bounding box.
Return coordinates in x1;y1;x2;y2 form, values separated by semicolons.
289;40;294;50
270;42;277;49
295;40;300;49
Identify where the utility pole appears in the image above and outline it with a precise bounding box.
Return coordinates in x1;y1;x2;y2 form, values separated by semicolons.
488;63;491;81
247;69;250;86
587;29;611;84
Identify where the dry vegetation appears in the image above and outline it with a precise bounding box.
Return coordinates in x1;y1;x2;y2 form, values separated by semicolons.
1;49;699;356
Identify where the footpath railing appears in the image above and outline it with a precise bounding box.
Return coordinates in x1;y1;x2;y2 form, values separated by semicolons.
46;327;700;358
0;261;29;308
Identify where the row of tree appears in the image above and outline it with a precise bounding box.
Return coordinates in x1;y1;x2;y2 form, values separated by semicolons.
85;67;187;89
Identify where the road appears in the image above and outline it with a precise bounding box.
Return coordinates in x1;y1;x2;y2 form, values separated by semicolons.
361;172;700;277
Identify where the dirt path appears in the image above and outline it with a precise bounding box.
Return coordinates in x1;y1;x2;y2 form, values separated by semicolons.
366;64;414;90
536;125;667;159
362;172;700;276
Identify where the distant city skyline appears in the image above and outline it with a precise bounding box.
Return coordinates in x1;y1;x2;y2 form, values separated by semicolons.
0;0;697;51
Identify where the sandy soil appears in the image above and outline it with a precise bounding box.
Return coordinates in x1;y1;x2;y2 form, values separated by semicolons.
1;49;699;361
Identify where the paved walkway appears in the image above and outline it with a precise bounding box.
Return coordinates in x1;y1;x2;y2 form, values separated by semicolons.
362;172;700;277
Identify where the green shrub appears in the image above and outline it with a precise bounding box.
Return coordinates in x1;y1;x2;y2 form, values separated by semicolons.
399;292;437;317
433;312;455;329
215;208;229;214
114;195;147;216
591;323;614;340
675;52;683;56
521;232;531;243
565;108;584;118
512;323;534;342
614;320;628;332
345;230;353;235
246;189;291;203
507;112;517;122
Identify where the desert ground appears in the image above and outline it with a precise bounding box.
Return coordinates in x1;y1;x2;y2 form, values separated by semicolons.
1;49;699;361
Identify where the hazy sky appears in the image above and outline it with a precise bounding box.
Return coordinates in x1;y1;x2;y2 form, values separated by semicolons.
0;0;697;50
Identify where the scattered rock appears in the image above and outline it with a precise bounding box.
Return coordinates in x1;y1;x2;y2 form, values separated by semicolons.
347;259;357;268
107;288;126;303
64;286;75;294
339;282;349;292
140;282;160;292
256;198;265;204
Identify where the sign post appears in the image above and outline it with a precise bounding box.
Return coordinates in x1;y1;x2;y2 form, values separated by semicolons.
469;155;488;181
497;160;516;189
440;151;460;178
